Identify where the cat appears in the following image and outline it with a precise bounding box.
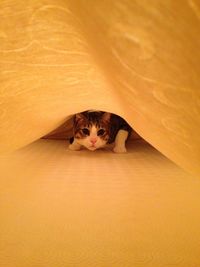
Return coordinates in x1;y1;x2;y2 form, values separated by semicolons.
68;111;132;153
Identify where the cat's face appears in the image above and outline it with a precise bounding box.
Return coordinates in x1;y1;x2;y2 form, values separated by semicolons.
73;112;111;151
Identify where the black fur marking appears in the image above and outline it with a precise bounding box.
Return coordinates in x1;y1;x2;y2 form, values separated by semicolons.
69;137;74;144
108;114;132;144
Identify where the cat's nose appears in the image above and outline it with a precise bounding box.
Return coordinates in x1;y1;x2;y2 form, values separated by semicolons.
90;138;97;144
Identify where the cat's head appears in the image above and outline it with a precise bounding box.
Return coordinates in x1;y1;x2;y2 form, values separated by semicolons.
73;111;111;151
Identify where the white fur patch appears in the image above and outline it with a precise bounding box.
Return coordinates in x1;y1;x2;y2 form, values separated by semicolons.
113;130;128;153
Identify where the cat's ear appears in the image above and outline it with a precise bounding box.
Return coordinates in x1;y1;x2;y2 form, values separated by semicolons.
75;113;85;122
102;112;111;122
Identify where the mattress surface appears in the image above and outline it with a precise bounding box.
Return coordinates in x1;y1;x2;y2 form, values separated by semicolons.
0;139;200;267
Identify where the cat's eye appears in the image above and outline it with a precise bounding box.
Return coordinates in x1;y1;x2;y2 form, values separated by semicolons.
97;129;105;136
82;128;90;135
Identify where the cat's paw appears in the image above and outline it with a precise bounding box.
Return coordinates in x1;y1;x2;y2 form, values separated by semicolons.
113;146;127;153
68;144;81;151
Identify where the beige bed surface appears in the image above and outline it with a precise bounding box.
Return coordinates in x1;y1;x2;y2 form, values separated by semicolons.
1;139;200;267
